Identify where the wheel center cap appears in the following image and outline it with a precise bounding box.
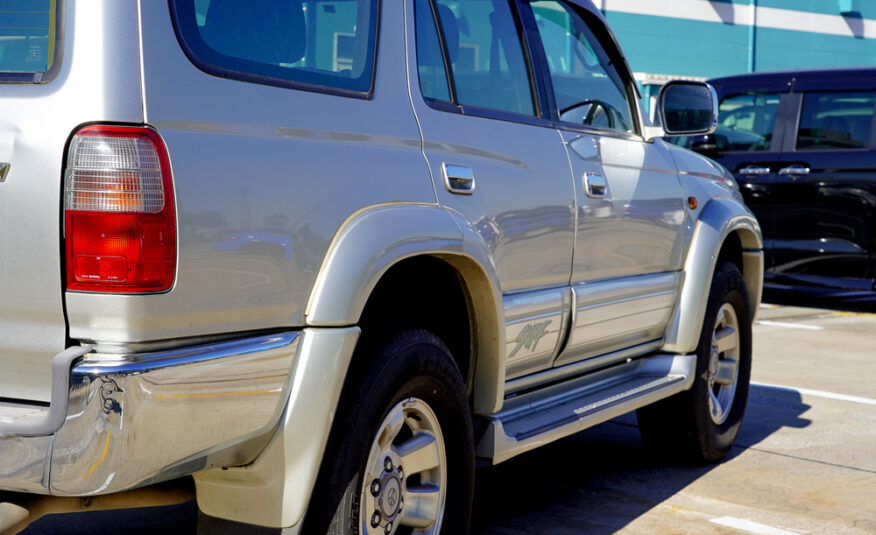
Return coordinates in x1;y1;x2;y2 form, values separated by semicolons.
378;475;402;518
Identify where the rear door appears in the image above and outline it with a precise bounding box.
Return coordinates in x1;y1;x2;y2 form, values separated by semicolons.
525;0;686;367
772;87;876;286
410;0;576;379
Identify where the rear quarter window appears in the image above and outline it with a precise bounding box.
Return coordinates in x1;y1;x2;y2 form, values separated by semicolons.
169;0;379;98
796;91;874;151
0;0;61;82
716;92;780;152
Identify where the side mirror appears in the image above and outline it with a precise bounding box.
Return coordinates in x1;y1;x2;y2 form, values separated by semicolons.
658;81;718;136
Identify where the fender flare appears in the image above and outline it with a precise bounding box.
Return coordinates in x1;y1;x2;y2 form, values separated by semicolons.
305;202;506;414
663;197;763;353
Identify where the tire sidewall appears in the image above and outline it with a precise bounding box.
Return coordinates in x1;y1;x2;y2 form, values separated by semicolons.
314;329;474;535
692;262;753;459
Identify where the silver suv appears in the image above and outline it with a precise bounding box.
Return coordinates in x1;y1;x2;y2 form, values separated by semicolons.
0;1;762;534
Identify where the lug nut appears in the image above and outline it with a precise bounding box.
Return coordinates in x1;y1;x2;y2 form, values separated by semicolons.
371;512;381;528
385;522;393;533
397;466;404;479
371;480;381;496
384;457;393;472
398;498;404;511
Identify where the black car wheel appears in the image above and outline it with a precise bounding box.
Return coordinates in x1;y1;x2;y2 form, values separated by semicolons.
305;329;474;534
637;262;753;463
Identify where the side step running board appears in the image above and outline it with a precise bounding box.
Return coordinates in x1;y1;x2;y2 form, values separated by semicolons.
477;353;696;464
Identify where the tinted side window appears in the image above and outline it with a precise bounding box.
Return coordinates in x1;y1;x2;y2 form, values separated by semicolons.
170;0;378;96
416;0;536;117
797;92;874;150
530;0;634;133
0;0;58;81
716;93;780;152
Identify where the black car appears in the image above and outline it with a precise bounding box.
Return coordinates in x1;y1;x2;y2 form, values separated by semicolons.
673;68;876;304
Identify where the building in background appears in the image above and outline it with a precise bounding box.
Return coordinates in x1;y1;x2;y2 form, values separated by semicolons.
597;0;876;112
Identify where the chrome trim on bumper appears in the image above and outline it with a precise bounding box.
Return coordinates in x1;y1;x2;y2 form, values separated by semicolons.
0;333;300;496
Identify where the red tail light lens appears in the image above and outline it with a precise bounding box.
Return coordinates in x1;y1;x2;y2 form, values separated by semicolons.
64;125;176;293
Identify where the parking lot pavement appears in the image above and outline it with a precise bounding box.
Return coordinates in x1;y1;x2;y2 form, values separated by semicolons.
473;305;876;535
18;305;876;534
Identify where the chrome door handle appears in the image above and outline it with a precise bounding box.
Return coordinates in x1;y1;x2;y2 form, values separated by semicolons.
738;166;771;176
779;166;810;176
584;173;606;198
442;163;475;195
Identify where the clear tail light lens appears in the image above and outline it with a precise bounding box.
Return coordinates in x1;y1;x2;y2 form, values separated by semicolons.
64;125;176;293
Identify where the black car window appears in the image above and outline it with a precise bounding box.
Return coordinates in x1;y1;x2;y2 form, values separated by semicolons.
419;0;536;117
716;93;780;152
530;0;635;134
797;92;874;151
170;0;379;97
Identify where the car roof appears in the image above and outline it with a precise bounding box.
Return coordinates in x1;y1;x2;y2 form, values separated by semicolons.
709;67;876;95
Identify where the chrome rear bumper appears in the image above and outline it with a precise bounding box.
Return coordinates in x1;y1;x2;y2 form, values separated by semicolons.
0;333;300;496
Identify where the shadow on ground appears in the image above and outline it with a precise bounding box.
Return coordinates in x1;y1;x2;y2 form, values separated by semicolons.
20;388;811;535
471;386;811;534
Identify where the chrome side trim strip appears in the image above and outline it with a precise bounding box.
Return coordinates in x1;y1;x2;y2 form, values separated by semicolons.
560;272;679;365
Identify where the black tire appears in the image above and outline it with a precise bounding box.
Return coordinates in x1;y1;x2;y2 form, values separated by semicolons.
304;329;474;535
637;262;752;463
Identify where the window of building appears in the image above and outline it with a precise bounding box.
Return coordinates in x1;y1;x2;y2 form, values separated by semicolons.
797;91;874;151
530;0;635;133
170;0;378;96
715;93;780;152
415;0;536;117
0;0;59;81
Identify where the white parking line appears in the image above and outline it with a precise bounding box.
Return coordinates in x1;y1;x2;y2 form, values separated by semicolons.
710;516;801;535
755;320;824;331
752;382;876;406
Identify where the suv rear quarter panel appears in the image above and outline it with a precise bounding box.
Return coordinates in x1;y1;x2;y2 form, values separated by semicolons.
66;1;435;344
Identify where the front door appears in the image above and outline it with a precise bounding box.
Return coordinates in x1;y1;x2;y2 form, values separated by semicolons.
525;0;686;367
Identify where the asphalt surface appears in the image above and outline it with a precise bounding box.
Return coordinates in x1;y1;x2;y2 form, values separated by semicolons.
472;304;876;535
17;305;876;534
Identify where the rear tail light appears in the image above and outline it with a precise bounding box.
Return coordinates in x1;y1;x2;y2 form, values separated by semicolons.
64;125;176;293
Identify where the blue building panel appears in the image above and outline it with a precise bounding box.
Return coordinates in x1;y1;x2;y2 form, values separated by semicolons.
755;27;876;72
758;0;876;19
604;12;750;78
602;2;876;81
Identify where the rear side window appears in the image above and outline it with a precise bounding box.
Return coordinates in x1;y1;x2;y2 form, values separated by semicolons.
415;0;537;117
0;0;60;82
169;0;379;97
716;93;780;152
796;92;874;151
